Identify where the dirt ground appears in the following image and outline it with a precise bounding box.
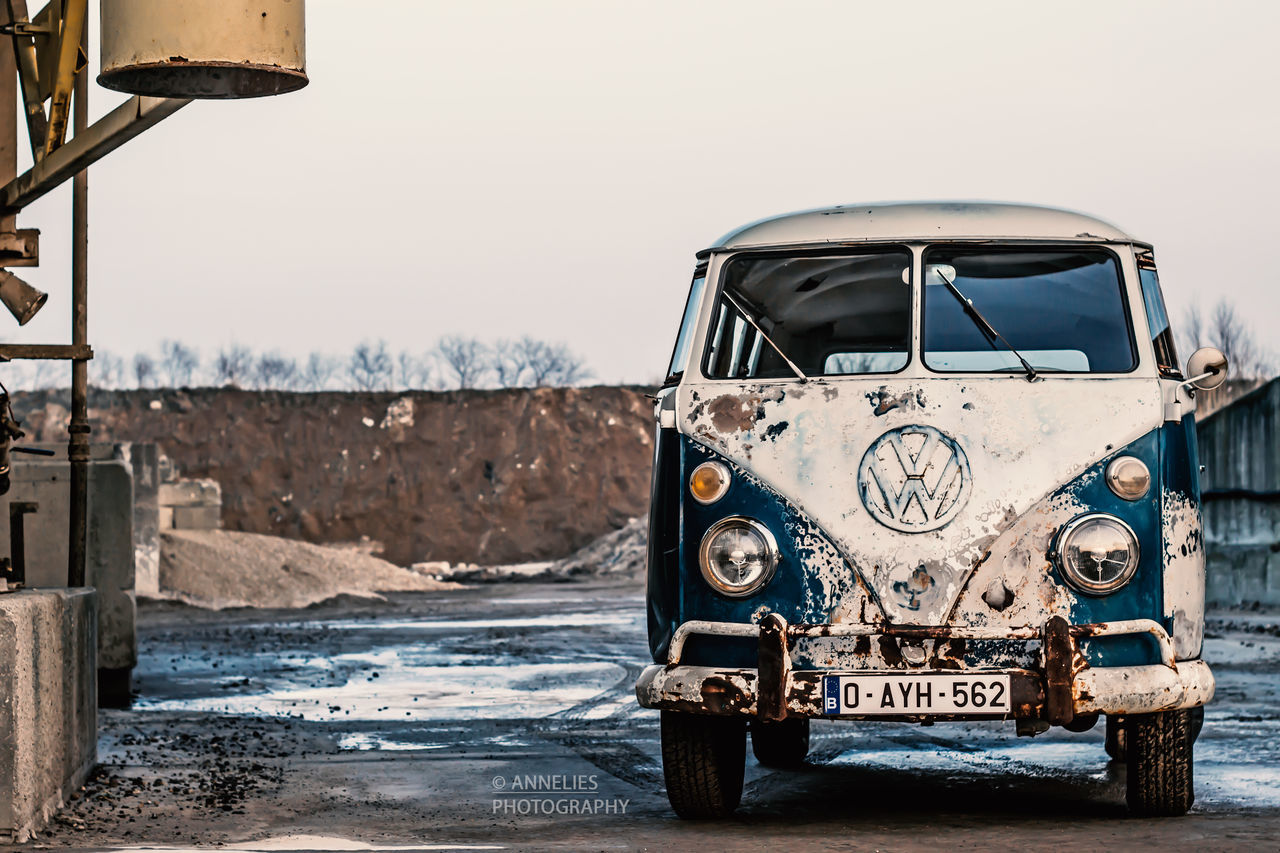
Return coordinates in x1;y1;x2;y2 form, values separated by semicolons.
17;581;1280;852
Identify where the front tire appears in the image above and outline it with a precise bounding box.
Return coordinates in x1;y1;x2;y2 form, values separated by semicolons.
661;710;746;818
751;717;809;768
1126;708;1195;816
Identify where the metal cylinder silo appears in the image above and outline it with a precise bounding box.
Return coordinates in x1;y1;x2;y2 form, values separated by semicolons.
98;0;307;99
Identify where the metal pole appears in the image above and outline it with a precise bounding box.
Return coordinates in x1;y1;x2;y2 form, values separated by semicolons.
67;22;89;588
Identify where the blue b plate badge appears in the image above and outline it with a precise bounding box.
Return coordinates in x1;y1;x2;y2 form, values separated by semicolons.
823;674;1012;715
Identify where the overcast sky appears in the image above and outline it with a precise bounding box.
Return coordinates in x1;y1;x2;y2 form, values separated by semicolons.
5;0;1278;384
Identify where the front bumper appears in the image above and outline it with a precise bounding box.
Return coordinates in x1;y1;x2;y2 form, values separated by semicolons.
635;614;1215;722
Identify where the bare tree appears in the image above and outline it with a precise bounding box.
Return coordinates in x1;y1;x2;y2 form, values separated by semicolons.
396;350;431;390
517;337;591;386
133;353;157;388
348;340;393;391
491;338;530;387
24;356;57;389
92;351;126;389
214;344;254;387
255;351;298;389
159;339;201;387
434;336;491;389
1179;302;1204;359
1208;299;1272;379
300;352;339;391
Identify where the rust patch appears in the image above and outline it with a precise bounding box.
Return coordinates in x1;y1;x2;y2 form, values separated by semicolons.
1043;615;1075;726
930;638;966;670
878;635;905;667
866;387;926;416
700;677;749;714
707;394;760;433
757;613;790;721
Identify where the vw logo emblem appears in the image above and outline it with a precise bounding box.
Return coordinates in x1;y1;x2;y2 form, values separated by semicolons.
858;425;971;533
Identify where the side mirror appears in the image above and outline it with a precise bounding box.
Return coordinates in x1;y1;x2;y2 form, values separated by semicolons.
1185;346;1229;391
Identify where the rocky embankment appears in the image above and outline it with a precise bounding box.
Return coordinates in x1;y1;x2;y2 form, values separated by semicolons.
14;386;655;567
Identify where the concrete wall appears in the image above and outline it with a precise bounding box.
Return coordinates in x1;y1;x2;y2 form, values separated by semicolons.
1197;378;1280;606
0;588;97;842
0;446;137;697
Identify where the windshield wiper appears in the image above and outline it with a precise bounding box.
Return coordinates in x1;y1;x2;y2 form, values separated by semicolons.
722;290;807;381
935;267;1039;382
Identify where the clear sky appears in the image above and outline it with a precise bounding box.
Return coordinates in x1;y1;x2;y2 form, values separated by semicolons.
5;0;1278;384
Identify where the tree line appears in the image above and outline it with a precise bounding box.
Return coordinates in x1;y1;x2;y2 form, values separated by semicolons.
1176;299;1275;380
2;336;592;392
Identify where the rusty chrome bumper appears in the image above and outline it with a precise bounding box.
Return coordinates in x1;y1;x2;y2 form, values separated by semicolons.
635;614;1215;722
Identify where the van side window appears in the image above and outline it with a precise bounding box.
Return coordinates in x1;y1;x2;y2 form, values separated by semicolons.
1138;265;1181;378
665;268;707;383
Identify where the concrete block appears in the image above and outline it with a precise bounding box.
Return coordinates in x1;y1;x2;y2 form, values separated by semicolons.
158;506;174;530
0;588;97;843
172;506;221;530
158;479;221;508
120;444;160;598
0;454;137;695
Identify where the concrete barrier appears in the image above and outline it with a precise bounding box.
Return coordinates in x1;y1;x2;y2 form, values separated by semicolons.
0;447;137;705
0;588;97;843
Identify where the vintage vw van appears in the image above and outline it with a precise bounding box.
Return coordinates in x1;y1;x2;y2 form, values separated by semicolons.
636;202;1228;818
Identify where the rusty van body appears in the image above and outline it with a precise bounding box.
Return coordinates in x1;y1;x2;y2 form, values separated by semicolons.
636;202;1228;818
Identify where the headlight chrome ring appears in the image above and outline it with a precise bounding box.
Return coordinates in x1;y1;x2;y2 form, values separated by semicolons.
1105;456;1151;501
698;516;779;598
1053;512;1140;596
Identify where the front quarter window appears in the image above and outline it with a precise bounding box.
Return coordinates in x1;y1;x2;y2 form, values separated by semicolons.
1138;262;1181;378
665;270;707;384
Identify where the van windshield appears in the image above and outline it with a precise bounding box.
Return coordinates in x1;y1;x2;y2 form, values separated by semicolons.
704;249;912;379
922;248;1135;373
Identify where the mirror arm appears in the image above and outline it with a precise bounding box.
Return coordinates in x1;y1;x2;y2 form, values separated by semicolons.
1163;370;1218;423
1177;370;1217;393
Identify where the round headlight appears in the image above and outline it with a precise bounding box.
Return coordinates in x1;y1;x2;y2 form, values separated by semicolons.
1106;456;1151;501
689;461;731;504
698;517;779;597
1054;513;1140;595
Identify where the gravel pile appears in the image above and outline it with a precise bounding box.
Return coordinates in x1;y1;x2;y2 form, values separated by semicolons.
159;530;457;609
421;515;647;583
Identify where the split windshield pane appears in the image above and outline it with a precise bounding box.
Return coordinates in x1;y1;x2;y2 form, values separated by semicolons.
703;249;912;379
922;248;1135;373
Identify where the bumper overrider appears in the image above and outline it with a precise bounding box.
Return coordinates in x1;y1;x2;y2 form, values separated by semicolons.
635;613;1214;724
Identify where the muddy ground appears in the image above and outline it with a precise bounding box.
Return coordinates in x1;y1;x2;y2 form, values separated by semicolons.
19;581;1280;852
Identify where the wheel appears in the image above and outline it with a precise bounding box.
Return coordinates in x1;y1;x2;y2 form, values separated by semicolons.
1125;708;1195;816
751;717;809;768
1105;714;1126;762
660;710;746;818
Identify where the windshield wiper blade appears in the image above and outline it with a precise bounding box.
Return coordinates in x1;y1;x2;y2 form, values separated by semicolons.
722;290;807;381
935;268;1039;382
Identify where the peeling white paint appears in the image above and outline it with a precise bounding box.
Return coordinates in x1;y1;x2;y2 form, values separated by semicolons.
1163;489;1206;659
679;377;1161;625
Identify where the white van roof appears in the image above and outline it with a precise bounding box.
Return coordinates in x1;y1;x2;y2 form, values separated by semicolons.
713;202;1142;250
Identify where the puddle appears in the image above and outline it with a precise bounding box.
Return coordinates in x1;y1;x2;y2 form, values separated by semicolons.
1203;635;1280;665
139;661;627;722
317;612;635;631
336;733;450;751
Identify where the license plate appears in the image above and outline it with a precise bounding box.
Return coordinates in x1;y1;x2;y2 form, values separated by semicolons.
823;673;1012;715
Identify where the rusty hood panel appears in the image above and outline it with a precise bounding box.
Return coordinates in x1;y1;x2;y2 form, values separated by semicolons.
678;376;1163;625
